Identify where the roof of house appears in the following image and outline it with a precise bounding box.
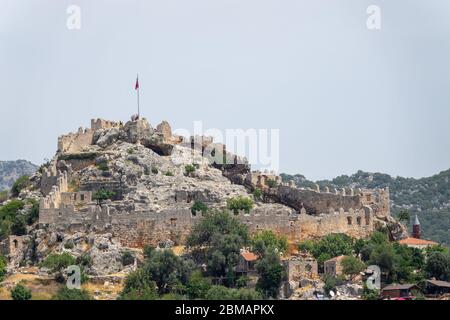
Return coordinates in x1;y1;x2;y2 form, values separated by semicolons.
324;255;346;263
397;237;438;246
241;251;258;262
426;280;450;288
382;284;418;291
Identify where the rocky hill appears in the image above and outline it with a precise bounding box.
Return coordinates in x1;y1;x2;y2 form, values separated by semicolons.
0;160;38;191
281;170;450;246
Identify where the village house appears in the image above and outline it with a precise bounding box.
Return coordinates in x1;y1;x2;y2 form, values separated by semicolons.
236;250;258;276
424;279;450;296
381;284;420;299
323;255;346;277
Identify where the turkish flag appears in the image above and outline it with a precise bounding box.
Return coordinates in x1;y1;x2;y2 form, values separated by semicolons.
135;77;139;90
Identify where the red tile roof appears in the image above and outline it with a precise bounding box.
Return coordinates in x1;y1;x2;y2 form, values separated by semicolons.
397;237;438;246
241;251;258;262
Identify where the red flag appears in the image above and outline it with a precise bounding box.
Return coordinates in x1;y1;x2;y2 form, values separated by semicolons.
135;76;139;90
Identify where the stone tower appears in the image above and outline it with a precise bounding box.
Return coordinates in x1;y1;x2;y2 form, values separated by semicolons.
412;214;421;239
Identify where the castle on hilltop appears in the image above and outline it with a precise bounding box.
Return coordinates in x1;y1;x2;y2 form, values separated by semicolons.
37;117;392;247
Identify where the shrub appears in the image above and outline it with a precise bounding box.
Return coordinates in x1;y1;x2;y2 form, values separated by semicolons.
96;161;109;171
0;255;7;282
227;196;254;214
0;190;8;203
11;283;32;300
187;211;249;279
10;216;27;236
122;251;135;266
185;164;196;176
187;270;211;299
252;188;263;200
40;253;76;273
255;249;285;298
76;254;93;268
341;256;366;279
58;152;99;161
127;148;135;154
52;287;93;300
11;175;29;197
362;283;380;300
191;201;208;215
92;189;116;205
151;167;159;174
251;230;288;255
205;286;262;300
164;171;174;176
143;245;155;260
64;240;75;250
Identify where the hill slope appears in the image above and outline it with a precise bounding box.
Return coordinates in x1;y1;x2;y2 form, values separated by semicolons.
281;170;450;246
0;160;38;191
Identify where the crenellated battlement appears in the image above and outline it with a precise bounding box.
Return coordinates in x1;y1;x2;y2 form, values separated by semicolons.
90;118;122;131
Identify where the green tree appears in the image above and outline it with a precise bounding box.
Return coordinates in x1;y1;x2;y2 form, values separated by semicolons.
144;249;193;294
255;249;284;298
186;270;211;299
0;255;7;282
425;251;450;281
368;243;397;282
185;164;196;176
226;196;253;214
52;287;93;300
187;211;249;281
40;253;76;273
92;189;116;205
11;175;29;197
191;201;208;216
397;210;410;224
119;269;158;300
300;233;354;270
11;283;32;300
341;256;366;280
251;230;288;255
252;188;263;200
122;251;135;266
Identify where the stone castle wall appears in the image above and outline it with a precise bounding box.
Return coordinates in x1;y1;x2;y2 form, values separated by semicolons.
39;118;387;247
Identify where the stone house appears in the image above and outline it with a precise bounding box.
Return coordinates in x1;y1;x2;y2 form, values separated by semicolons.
284;255;318;282
324;255;346;277
236;250;259;276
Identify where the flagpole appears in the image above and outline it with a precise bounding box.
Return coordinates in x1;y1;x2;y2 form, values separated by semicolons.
137;74;140;118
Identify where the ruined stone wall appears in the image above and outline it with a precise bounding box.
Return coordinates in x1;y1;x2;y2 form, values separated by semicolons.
39;171;69;225
361;188;390;217
58;128;94;154
91;119;121;131
40;202;302;247
278;185;362;215
297;206;374;239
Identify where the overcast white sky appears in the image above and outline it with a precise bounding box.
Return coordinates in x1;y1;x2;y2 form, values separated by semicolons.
1;0;449;180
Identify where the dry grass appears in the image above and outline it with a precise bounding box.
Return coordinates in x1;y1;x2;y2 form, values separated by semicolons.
0;273;62;300
82;280;124;300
